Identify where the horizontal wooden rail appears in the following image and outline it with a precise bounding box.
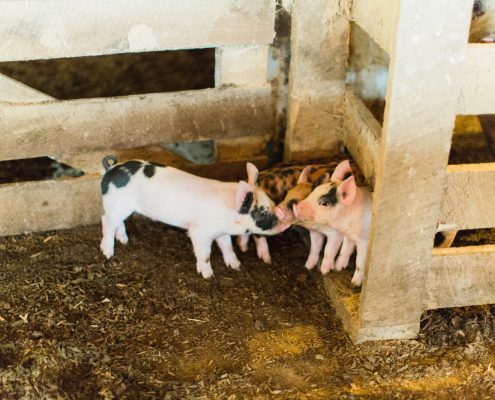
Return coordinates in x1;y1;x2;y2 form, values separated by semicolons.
0;86;273;162
0;174;102;236
458;44;495;115
0;0;275;61
342;88;381;185
426;245;495;309
439;163;495;230
351;0;398;53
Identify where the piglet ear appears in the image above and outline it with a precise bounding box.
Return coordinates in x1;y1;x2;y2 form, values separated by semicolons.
337;175;357;206
246;162;259;186
331;160;352;181
235;180;254;213
297;166;312;184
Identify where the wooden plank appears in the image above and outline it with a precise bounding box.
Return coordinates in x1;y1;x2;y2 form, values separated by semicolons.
215;45;269;86
426;245;495;309
0;86;274;162
342;88;380;186
0;174;101;236
458;44;495;115
284;0;349;160
0;0;275;61
351;0;399;54
0;73;53;102
479;114;495;158
440;163;495;230
358;0;473;340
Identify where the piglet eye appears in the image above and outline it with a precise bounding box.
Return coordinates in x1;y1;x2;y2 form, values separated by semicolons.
319;200;329;207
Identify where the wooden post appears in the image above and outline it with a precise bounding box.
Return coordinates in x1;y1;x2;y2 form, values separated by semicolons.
284;0;350;161
358;0;473;341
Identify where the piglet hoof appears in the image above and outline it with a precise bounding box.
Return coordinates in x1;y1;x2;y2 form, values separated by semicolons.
197;263;214;279
100;241;114;259
351;271;364;287
225;256;242;271
334;256;349;272
116;233;128;245
320;258;335;275
257;249;272;264
304;255;318;271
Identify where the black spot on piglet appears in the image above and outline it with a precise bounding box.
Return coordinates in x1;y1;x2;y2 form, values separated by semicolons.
238;192;254;214
250;205;277;231
101;160;143;195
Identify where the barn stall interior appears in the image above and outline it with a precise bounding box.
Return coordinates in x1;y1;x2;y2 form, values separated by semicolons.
1;0;495;398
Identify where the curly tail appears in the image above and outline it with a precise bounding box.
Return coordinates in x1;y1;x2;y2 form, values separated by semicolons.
102;155;118;171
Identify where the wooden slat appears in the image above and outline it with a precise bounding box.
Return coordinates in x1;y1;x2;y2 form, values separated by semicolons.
284;0;348;160
0;86;273;162
358;0;473;340
440;163;495;230
215;45;269;86
458;44;495;115
426;245;495;309
0;73;53;102
342;88;380;185
0;0;275;61
351;0;398;54
0;175;101;236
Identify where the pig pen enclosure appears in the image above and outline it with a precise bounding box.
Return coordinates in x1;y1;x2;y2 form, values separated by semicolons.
1;0;495;398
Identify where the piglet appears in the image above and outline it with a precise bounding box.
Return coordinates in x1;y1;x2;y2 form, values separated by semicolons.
99;156;290;279
293;161;372;287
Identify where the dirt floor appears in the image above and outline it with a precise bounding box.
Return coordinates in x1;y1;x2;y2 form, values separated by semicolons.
1;219;494;399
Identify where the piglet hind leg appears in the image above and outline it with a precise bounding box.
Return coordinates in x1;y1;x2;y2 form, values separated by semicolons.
115;222;129;245
320;230;344;275
305;230;324;270
216;234;241;271
189;231;214;279
100;214;116;259
253;235;271;264
335;236;355;271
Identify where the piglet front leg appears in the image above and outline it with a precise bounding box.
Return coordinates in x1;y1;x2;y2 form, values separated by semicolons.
351;240;367;287
189;231;214;279
216;234;241;271
237;234;250;252
320;230;343;275
305;230;324;270
253;235;271;264
335;236;355;271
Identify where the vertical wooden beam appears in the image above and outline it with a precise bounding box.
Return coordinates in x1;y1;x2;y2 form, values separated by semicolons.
284;0;350;161
357;0;472;341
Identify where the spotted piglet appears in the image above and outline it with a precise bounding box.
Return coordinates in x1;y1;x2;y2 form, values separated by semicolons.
293;160;372;287
99;156;290;278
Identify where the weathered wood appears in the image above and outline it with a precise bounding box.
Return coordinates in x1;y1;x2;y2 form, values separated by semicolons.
284;0;349;160
439;163;495;230
0;86;273;162
342;88;380;186
0;0;275;62
458;44;495;115
0;73;53;102
351;0;398;54
359;0;473;340
426;245;495;309
215;45;269;86
0;175;102;236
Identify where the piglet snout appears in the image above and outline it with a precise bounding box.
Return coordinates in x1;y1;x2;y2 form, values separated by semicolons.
293;202;313;220
292;203;300;219
275;206;285;221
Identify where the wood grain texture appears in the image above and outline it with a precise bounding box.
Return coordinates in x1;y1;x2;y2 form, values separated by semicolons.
458;44;495;115
440;163;495;230
427;245;495;309
0;0;275;61
284;0;349;160
0;86;273;162
215;45;269;86
0;174;101;236
351;0;398;54
358;0;473;339
342;88;380;186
